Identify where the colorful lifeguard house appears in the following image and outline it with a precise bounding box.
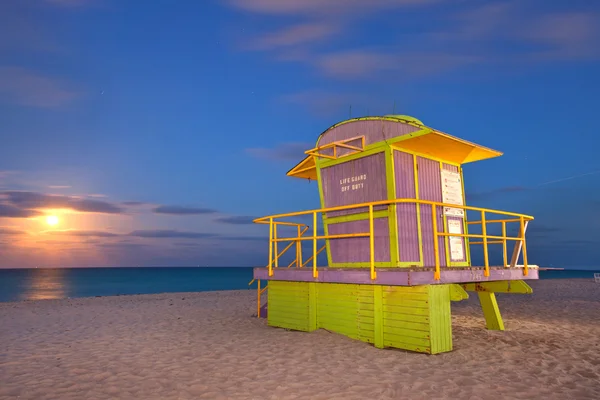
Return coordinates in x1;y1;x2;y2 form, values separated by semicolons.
251;115;538;354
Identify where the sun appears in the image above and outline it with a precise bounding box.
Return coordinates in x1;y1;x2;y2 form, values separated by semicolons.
46;215;59;226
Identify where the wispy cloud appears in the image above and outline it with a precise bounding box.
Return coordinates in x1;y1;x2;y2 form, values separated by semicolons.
226;0;435;16
316;51;479;79
466;186;529;201
280;89;387;117
47;229;120;237
2;191;124;214
0;227;28;235
122;201;146;206
0;67;80;108
0;203;44;218
152;205;217;215
215;215;257;225
129;230;217;239
225;0;600;79
243;22;341;51
246;142;311;161
48;185;72;189
44;0;96;7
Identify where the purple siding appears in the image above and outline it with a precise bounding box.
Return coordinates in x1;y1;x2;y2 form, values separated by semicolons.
417;157;448;267
320;152;388;217
318;120;421;157
327;218;390;263
442;164;467;263
393;151;420;263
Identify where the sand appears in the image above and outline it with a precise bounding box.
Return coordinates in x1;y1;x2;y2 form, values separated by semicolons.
1;279;599;400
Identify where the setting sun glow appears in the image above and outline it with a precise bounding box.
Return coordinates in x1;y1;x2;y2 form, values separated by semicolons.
46;215;59;226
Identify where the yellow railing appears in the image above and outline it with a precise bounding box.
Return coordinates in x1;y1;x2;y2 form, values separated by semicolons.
253;199;533;281
248;279;268;317
304;136;365;160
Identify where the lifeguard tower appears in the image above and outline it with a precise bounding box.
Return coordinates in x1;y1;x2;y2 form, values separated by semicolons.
250;115;538;354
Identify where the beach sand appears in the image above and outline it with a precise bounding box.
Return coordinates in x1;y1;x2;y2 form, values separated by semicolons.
1;279;599;400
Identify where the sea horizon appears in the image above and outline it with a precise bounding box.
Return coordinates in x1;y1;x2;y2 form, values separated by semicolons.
1;266;599;303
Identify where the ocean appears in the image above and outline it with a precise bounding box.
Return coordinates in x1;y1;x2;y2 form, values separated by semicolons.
0;267;598;303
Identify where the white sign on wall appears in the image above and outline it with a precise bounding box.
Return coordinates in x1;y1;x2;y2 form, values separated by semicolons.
441;169;464;217
447;219;465;261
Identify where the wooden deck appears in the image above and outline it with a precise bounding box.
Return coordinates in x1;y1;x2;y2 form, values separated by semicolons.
253;266;539;286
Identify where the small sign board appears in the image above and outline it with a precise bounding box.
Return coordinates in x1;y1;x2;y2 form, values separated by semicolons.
441;169;464;217
447;219;465;261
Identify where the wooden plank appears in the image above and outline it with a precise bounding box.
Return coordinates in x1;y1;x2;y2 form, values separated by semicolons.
372;286;383;349
428;284;452;354
383;285;429;293
383;313;430;324
382;298;429;309
478;292;505;331
308;282;317;331
383;325;430;340
383;340;430;354
509;220;528;267
450;284;469;301
383;318;430;332
461;280;533;294
383;304;430;315
317;301;374;313
317;310;374;325
383;331;431;347
382;291;430;302
317;293;374;304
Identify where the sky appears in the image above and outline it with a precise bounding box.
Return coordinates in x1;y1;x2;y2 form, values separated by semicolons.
1;0;599;269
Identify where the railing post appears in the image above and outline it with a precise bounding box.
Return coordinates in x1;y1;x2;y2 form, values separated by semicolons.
501;221;507;268
520;216;529;276
273;223;279;269
313;212;318;278
296;225;301;268
268;218;273;277
481;211;489;277
257;279;261;318
432;204;441;280
369;204;376;280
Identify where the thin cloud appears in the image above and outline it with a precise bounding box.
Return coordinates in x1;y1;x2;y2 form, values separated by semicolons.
243;22;341;51
129;230;217;239
95;242;150;250
2;191;124;214
122;201;146;206
226;0;600;80
537;169;600;187
152;205;217;215
281;89;385;117
215;216;257;225
0;227;28;235
466;186;529;201
315;50;480;79
0;203;43;218
44;0;97;7
48;185;71;189
0;67;80;108
220;235;267;241
46;230;121;237
246;142;311;161
226;0;435;16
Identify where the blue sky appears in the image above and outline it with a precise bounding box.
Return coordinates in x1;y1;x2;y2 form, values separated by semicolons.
1;0;599;268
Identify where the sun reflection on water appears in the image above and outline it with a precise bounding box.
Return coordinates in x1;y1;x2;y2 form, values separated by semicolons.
21;268;68;301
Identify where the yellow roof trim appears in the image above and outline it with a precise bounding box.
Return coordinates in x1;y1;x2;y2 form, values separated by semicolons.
287;155;317;180
391;130;503;164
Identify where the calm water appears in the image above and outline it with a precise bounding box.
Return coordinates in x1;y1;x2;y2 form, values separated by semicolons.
0;267;598;303
0;267;254;303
